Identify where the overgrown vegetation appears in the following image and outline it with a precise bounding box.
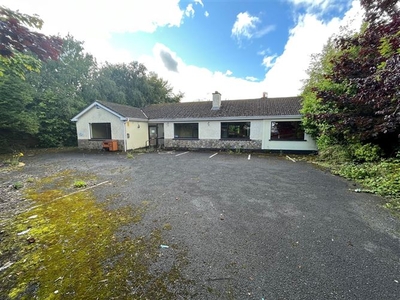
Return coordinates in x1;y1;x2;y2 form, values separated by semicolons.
0;171;191;298
301;0;400;214
314;149;400;214
2;152;24;167
301;0;399;158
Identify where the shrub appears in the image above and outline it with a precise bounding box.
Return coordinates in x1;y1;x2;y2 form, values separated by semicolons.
350;143;381;162
318;144;351;163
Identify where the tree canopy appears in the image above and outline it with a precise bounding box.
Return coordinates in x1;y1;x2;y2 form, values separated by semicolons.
0;6;62;77
301;0;400;159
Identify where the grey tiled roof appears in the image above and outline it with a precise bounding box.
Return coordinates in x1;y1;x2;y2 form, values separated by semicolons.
97;101;147;119
142;97;302;120
95;97;301;121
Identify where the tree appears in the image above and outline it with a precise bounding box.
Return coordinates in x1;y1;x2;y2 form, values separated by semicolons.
301;40;344;146
0;6;62;77
301;0;400;157
361;0;399;24
93;62;182;107
0;72;38;152
146;72;183;104
28;36;97;147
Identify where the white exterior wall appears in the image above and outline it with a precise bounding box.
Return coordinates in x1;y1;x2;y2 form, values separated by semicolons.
199;121;220;139
164;120;266;141
250;120;263;140
126;121;149;150
75;106;124;140
262;119;317;151
164;122;174;139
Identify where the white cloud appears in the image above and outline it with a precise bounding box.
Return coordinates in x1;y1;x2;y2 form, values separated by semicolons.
286;0;352;15
205;11;210;17
2;0;186;36
185;4;195;18
253;25;276;38
231;12;261;40
138;44;264;101
262;0;363;96
245;76;259;82
262;55;277;69
194;0;204;7
0;0;187;63
231;12;275;43
225;70;233;76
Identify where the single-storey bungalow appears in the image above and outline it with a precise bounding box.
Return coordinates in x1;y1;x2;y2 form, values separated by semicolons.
71;92;317;152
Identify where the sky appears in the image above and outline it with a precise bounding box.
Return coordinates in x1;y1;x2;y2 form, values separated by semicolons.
2;0;364;102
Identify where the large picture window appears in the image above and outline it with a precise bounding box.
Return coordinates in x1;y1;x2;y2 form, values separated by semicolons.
270;121;304;141
174;123;198;139
90;123;111;139
221;122;250;139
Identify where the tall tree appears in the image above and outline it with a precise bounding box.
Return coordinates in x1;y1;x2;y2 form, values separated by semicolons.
0;6;62;78
28;36;97;147
301;0;400;157
0;72;38;152
93;62;182;107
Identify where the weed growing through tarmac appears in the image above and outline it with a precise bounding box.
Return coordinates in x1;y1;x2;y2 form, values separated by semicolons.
12;182;23;190
0;171;191;299
73;180;87;188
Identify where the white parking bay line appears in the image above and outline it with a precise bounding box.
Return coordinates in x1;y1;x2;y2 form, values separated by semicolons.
175;151;189;157
248;154;251;160
209;153;218;159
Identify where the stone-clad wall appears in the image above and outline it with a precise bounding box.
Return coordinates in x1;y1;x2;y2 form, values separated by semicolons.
78;139;124;150
164;139;262;150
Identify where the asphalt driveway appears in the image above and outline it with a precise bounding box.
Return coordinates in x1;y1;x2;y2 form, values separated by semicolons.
18;150;400;299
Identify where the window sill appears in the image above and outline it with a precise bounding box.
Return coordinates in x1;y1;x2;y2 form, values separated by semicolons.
220;138;251;141
269;139;307;142
89;138;111;141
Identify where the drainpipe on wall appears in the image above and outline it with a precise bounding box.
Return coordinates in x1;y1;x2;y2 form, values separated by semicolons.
123;120;127;152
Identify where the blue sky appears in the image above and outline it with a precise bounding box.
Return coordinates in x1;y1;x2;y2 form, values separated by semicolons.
3;0;363;101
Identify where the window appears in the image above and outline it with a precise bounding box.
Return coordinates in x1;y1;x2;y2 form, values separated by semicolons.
221;122;250;139
174;123;198;139
90;123;111;139
270;121;304;141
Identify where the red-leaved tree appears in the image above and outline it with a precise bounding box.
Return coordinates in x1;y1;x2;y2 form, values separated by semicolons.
0;6;62;61
313;0;400;155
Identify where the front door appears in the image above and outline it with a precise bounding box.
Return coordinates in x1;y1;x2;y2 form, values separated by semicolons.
149;126;157;146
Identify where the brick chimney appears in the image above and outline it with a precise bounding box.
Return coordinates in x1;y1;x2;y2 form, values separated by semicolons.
212;91;221;110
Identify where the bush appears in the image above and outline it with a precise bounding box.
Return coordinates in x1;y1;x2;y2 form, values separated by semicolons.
350;143;381;162
318;144;352;163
